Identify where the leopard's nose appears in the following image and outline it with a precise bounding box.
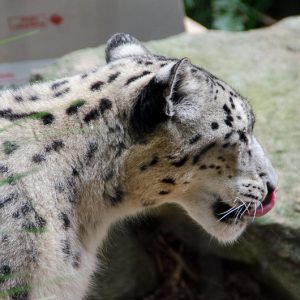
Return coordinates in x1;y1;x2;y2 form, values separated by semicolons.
258;181;275;203
266;181;276;195
261;181;276;206
248;183;276;217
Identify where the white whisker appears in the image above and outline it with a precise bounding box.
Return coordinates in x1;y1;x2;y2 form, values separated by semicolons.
252;202;257;222
236;197;249;211
236;197;246;206
239;199;251;216
240;203;251;219
217;205;239;215
217;204;244;222
234;204;245;224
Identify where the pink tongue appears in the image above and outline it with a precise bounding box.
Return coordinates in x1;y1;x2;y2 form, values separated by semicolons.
246;191;276;217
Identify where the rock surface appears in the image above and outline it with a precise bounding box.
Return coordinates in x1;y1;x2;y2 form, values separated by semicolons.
33;17;300;300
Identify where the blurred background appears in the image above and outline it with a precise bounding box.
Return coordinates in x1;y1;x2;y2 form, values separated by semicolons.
1;1;300;300
1;0;300;88
184;0;300;30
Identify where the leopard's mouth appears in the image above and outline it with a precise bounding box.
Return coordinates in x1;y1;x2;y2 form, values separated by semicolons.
245;190;276;217
213;190;276;223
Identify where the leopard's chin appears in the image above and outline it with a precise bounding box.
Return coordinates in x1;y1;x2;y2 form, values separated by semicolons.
209;216;248;244
184;203;248;244
214;221;248;244
208;191;276;244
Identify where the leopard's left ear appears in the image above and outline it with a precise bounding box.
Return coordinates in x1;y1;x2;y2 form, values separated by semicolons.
105;33;151;63
130;58;190;138
156;58;190;117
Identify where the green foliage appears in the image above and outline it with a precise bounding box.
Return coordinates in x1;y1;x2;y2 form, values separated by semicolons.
184;0;273;31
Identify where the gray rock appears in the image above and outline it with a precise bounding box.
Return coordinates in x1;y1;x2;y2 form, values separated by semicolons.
34;17;300;300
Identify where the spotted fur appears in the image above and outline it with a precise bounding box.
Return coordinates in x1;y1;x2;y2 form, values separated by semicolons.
0;33;277;299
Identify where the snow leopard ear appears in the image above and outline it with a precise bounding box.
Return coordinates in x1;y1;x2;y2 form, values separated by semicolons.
156;58;190;117
130;58;190;139
105;33;151;63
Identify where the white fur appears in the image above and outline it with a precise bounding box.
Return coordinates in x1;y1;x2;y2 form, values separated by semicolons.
109;44;148;61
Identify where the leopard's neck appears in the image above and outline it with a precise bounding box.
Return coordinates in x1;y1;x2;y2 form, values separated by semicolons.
0;59;161;252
